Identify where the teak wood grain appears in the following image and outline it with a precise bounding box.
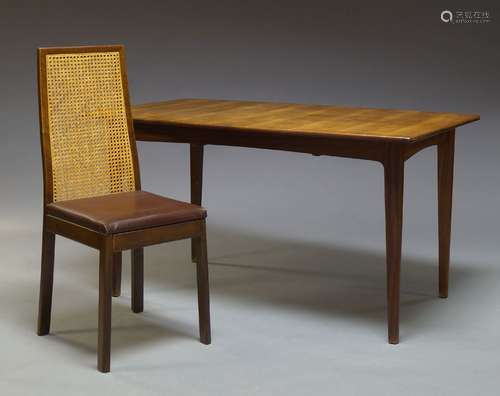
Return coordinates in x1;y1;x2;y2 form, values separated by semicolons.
133;98;478;142
132;98;479;345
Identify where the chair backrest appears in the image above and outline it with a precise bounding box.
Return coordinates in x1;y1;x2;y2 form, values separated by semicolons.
37;45;140;205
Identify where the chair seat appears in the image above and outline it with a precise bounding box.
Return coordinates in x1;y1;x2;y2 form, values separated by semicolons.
46;191;206;234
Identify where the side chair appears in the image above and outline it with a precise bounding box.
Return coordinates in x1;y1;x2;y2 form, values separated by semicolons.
36;45;211;373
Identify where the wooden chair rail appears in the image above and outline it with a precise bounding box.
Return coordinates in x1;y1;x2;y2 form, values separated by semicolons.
45;214;104;250
113;220;202;251
45;215;203;252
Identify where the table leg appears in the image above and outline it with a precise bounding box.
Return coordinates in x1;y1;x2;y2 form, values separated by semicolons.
131;248;144;313
190;144;204;262
384;145;404;344
438;130;455;298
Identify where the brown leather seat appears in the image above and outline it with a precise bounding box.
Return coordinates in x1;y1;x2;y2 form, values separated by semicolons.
46;191;207;234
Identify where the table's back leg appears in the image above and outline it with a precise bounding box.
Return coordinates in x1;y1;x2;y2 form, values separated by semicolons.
190;144;204;262
384;145;404;344
131;247;144;313
438;130;455;298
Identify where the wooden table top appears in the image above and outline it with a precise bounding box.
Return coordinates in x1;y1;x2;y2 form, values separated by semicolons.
132;99;479;142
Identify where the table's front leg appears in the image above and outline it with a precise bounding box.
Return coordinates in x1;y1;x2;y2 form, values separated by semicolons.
190;144;204;262
384;144;404;344
438;130;455;298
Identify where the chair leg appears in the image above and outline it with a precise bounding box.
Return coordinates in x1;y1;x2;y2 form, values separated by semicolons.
98;238;113;373
131;248;144;313
112;252;122;297
196;221;211;344
37;227;55;336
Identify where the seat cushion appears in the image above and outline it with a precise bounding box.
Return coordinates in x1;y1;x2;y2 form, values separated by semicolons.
46;191;206;234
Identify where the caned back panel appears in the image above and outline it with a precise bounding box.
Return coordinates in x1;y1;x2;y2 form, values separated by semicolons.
42;49;136;202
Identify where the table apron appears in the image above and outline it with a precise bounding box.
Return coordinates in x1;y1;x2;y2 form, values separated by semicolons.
134;123;451;164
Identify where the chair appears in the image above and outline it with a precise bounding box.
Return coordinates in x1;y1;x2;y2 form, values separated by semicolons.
36;45;211;373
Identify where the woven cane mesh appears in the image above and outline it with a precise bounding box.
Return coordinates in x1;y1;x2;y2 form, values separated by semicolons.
45;51;135;202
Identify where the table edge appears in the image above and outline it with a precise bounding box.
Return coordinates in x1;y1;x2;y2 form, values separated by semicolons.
131;101;480;144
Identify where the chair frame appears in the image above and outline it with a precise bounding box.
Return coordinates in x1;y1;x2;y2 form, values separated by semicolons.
37;45;210;373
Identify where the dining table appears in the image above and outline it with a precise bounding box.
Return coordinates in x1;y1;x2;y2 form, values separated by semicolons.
131;98;479;344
